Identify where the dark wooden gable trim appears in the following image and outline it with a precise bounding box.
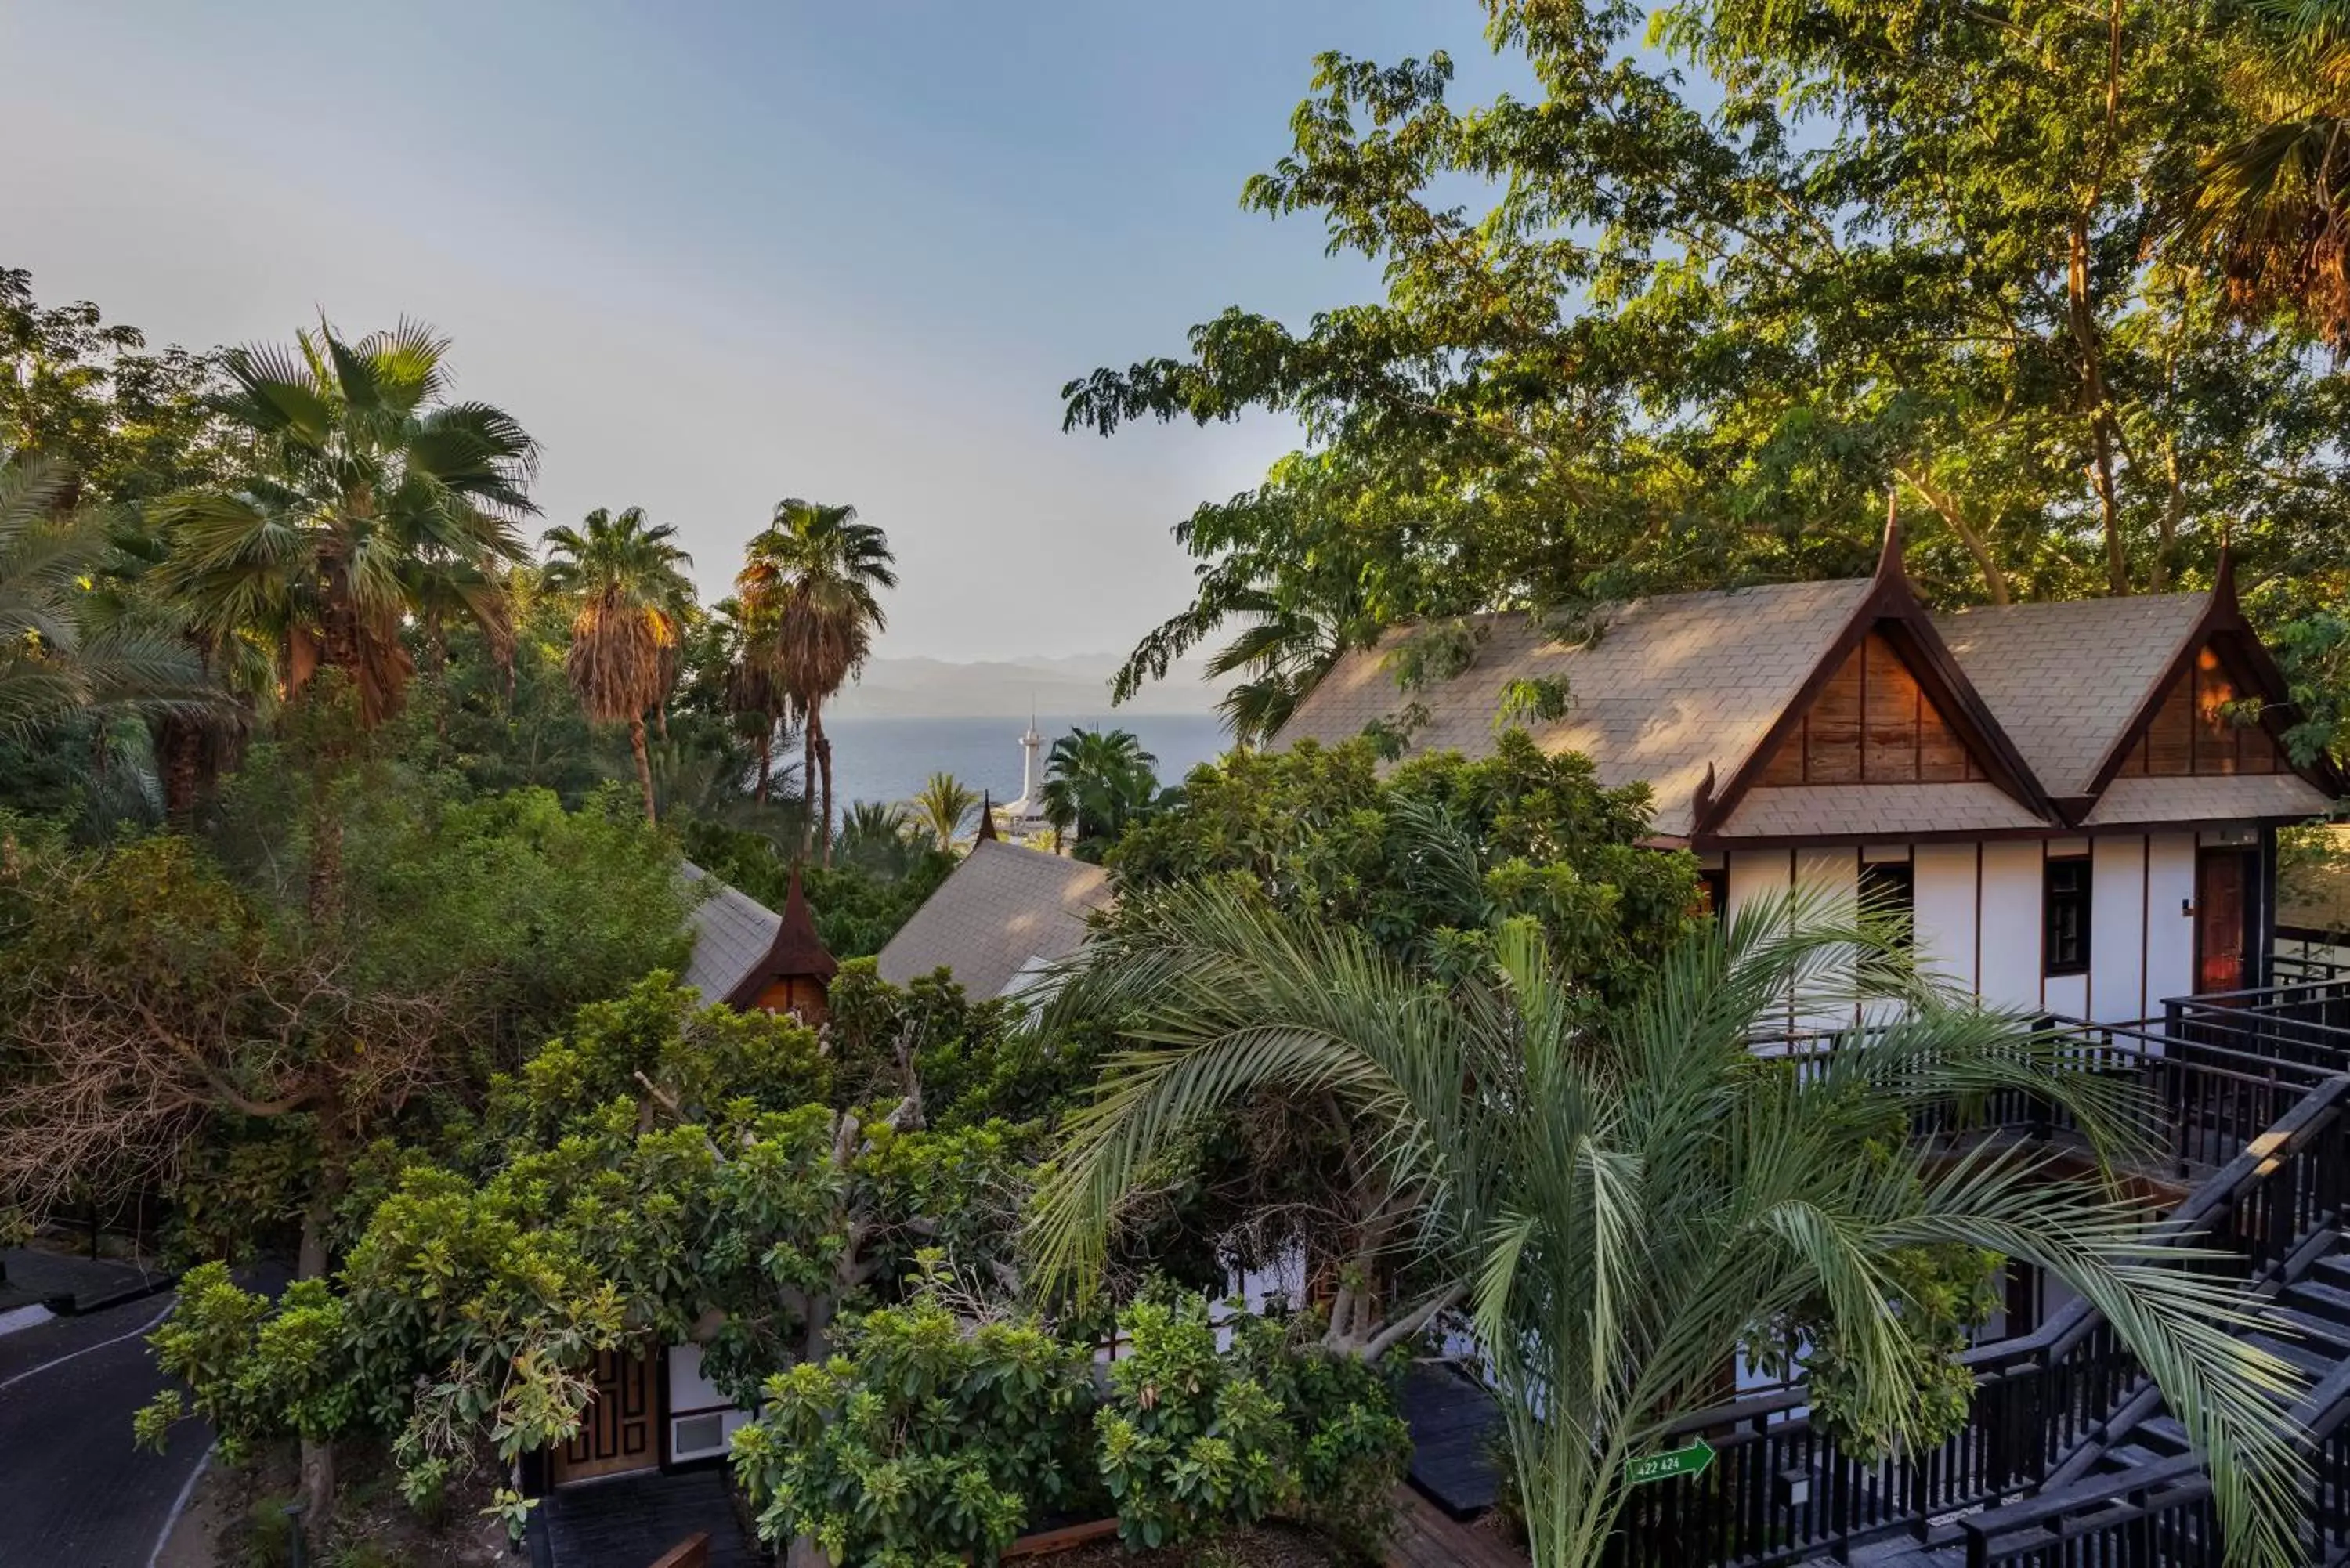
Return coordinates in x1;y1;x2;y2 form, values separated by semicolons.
722;861;839;1009
1695;518;2058;840
2072;551;2346;819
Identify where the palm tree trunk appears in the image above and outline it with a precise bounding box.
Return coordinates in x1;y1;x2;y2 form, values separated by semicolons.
803;703;820;858
296;1191;335;1527
159;715;204;829
629;714;656;823
816;719;836;869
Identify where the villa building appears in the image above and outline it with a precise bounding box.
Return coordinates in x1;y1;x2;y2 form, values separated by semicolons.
1274;530;2344;1022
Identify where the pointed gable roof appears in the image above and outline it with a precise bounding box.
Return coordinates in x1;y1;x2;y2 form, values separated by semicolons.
875;840;1113;1000
677;862;838;1010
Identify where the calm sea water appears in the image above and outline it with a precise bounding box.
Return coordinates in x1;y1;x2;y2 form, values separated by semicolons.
819;714;1232;814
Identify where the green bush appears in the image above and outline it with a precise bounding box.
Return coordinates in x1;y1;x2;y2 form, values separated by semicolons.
731;1268;1100;1566
1096;1293;1291;1550
1231;1314;1412;1560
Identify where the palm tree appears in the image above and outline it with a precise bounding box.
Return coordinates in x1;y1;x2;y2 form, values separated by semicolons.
539;507;695;822
1032;884;2308;1568
2179;0;2350;345
1199;589;1360;747
151;319;537;728
707;597;794;805
909;771;978;850
0;455;217;736
736;498;895;864
1038;727;1158;854
836;798;920;877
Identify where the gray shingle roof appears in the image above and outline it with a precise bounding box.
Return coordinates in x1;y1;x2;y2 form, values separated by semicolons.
678;862;783;1003
2082;773;2334;829
875;840;1115;999
1272;580;1873;837
1932;594;2207;797
1715;780;2048;840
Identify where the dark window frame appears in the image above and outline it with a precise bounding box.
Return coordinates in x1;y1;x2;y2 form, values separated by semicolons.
1859;859;1916;948
2043;855;2093;977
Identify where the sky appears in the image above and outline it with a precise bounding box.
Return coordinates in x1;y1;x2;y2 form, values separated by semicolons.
1;2;1526;663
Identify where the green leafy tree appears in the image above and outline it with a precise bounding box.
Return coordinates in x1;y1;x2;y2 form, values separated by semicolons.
736;499;895;862
1038;726;1159;857
836;798;920;877
538;506;696;822
1033;884;2308;1568
1068;2;2350;736
731;1264;1100;1568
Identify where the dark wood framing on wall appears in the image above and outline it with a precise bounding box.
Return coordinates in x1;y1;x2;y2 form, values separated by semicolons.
1697;523;2055;839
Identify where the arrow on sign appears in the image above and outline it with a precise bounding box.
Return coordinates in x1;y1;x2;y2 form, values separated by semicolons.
1625;1438;1716;1486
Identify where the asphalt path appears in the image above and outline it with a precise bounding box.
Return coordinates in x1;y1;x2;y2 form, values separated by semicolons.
0;1288;212;1567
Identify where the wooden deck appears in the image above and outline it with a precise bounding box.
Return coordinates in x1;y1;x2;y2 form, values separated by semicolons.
540;1467;761;1568
1387;1487;1527;1568
1401;1360;1505;1518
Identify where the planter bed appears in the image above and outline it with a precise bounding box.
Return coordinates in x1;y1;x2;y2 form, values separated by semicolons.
1005;1519;1346;1566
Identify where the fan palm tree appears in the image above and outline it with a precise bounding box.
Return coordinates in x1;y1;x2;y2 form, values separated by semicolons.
735;498;895;863
1033;884;2307;1568
1038;727;1158;854
909;770;979;850
150;319;537;728
707;596;794;805
539;506;696;822
0;454;216;737
2179;0;2350;344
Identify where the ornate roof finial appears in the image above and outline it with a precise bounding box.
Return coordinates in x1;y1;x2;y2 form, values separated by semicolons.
1876;485;1904;582
974;789;998;843
2214;540;2237;611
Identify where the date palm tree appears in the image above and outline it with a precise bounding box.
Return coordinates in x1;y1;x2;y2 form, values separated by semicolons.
736;498;895;863
540;506;695;822
150;319;537;728
910;770;979;850
1033;884;2306;1568
2181;0;2350;344
0;454;216;737
1038;726;1158;854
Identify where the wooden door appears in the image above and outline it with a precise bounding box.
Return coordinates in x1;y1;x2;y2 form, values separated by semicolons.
551;1351;659;1485
2196;849;2255;995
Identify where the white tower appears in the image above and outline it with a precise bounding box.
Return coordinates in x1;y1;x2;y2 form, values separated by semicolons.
1016;711;1043;815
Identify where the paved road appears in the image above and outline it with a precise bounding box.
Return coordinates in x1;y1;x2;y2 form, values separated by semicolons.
0;1291;210;1568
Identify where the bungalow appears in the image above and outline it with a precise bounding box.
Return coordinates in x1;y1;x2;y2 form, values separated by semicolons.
874;838;1113;1003
1272;529;2345;1022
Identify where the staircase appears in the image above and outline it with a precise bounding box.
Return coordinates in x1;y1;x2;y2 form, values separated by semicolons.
1611;982;2350;1568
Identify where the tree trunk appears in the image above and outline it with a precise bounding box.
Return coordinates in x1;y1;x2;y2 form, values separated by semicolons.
803;703;821;858
159;715;205;830
755;726;772;806
817;726;836;869
628;715;656;824
1894;466;2011;605
307;804;343;926
296;1195;334;1526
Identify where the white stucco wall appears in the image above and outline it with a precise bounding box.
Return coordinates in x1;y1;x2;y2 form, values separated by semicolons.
1722;829;2245;1028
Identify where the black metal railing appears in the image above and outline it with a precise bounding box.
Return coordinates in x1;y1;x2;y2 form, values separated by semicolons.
1607;1061;2350;1568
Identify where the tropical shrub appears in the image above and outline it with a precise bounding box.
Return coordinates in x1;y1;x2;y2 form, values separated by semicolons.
1096;1293;1292;1550
136;1263;360;1465
731;1268;1099;1566
1229;1313;1412;1560
826;959;1105;1129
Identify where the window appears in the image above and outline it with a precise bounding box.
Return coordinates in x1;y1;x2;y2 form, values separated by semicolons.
1697;867;1730;918
1859;860;1914;948
2044;856;2092;976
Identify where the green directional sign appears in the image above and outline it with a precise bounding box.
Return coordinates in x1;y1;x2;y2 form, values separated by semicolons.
1625;1438;1716;1486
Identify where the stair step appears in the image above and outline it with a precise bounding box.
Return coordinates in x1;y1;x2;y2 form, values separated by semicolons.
2139;1414;2193;1452
2264;1303;2350;1357
2307;1254;2350;1292
2283;1278;2350;1327
2099;1442;2178;1470
2246;1330;2340;1381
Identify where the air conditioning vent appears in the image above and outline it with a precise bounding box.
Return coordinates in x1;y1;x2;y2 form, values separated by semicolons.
671;1413;728;1461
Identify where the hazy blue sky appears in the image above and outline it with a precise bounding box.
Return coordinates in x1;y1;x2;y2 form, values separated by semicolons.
2;2;1528;663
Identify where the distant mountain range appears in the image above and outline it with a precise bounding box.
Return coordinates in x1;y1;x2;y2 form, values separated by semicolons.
827;652;1225;719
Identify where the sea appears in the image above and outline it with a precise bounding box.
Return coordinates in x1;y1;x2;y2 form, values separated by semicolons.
819;713;1233;813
